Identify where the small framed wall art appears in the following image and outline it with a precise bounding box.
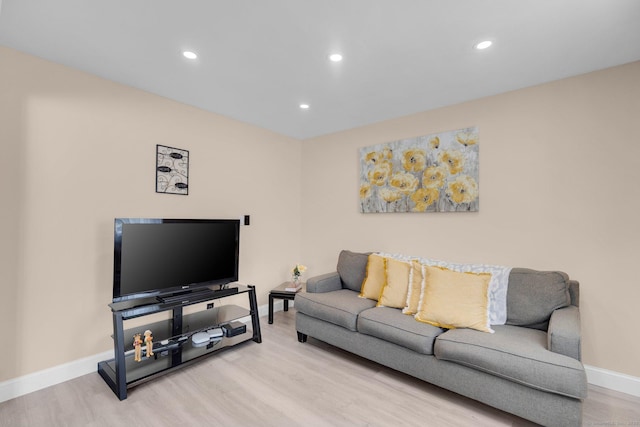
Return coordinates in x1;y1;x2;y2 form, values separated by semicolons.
156;144;189;195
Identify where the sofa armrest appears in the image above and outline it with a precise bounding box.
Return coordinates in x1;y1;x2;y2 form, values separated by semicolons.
306;272;343;293
547;305;582;361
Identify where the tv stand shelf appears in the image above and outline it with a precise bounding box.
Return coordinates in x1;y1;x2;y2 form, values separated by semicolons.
98;284;261;400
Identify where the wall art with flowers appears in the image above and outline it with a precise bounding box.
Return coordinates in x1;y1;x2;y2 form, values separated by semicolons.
359;126;479;213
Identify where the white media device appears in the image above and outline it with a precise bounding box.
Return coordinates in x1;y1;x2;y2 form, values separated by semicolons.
191;331;211;345
207;328;224;338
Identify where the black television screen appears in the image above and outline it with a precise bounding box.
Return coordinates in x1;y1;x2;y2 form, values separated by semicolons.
113;218;240;302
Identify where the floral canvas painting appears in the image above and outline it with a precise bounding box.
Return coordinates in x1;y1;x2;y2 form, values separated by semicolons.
359;127;479;213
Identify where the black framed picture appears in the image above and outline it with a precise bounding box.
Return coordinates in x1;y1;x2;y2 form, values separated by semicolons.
156;144;189;195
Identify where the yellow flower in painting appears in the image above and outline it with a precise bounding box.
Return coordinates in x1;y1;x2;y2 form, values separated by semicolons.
429;136;440;150
456;132;478;147
368;161;392;186
365;151;383;165
390;172;419;194
379;187;402;203
439;149;465;175
360;184;371;199
411;188;439;212
402;149;427;172
382;147;393;159
422;165;447;188
446;175;478;204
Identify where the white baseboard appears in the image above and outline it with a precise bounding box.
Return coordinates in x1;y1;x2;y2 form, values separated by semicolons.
7;303;633;405
584;364;640;397
261;299;292;317
0;350;113;403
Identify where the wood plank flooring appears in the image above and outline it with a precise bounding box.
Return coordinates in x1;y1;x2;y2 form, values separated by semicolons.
1;309;639;426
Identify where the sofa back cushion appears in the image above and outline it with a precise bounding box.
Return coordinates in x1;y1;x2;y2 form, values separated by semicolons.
337;250;370;292
506;268;570;330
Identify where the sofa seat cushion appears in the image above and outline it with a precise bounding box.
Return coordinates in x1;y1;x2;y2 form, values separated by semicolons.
295;289;376;331
358;307;445;355
434;325;587;399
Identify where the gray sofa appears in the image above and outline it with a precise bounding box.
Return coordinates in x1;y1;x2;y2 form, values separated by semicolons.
295;250;587;427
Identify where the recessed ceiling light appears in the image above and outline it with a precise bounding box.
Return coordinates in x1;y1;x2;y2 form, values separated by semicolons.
183;51;198;59
474;41;492;50
299;104;310;110
328;53;343;62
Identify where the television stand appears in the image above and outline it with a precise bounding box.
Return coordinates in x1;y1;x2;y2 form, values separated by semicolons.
97;284;261;400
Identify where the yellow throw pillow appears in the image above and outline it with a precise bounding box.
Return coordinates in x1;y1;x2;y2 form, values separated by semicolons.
415;265;493;333
377;258;411;308
359;254;387;301
402;260;424;315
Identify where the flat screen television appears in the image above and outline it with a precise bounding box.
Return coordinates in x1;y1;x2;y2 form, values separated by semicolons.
113;218;240;302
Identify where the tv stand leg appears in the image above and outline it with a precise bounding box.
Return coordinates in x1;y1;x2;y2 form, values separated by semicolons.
171;307;183;366
112;313;127;400
248;285;262;343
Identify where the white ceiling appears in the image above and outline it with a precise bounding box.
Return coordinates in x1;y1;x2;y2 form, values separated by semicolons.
1;0;639;140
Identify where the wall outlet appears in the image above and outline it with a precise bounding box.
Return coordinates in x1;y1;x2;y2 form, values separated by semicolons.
207;303;214;310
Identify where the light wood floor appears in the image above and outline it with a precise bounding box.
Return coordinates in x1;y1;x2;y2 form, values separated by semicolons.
1;309;639;426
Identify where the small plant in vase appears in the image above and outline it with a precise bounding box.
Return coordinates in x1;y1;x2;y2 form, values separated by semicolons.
291;264;307;286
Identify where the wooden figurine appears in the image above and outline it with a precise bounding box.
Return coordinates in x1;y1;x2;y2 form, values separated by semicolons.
133;333;143;362
144;329;154;357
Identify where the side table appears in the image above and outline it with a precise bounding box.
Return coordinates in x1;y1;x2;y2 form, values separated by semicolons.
268;282;305;324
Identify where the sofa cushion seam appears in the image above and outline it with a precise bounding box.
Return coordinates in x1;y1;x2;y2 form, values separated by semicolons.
297;294;371;317
436;338;584;371
359;315;441;339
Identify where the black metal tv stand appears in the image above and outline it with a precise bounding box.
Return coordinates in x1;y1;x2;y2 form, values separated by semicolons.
97;284;261;400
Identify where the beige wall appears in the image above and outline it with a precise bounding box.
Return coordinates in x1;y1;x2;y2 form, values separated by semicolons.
301;61;640;377
0;46;302;381
0;49;23;382
2;43;639;383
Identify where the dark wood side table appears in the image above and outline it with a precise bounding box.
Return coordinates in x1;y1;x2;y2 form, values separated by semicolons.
268;282;305;324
